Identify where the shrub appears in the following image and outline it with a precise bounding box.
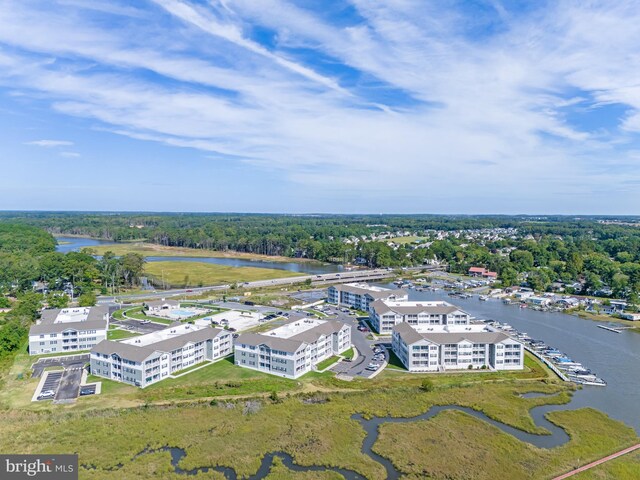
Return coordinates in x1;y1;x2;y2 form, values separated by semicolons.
420;378;434;392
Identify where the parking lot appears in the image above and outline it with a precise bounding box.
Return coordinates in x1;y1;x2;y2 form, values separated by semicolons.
32;354;89;378
31;354;97;403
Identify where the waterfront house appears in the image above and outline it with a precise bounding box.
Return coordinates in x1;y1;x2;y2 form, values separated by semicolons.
392;323;524;372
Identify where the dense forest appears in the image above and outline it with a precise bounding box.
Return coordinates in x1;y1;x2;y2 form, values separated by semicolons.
0;213;639;304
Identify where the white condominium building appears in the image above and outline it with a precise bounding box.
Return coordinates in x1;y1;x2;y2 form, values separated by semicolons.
235;316;352;379
90;324;232;387
327;283;408;312
392;322;524;372
370;300;471;334
29;306;109;355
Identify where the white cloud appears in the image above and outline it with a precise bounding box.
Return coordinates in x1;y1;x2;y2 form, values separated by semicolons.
59;151;80;158
25;140;74;148
2;0;640;211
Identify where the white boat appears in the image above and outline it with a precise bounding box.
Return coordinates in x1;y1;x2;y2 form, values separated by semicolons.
479;295;488;301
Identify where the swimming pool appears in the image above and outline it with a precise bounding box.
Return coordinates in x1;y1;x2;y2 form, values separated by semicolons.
170;309;199;318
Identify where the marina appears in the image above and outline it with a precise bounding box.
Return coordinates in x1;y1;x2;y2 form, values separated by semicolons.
389;284;640;433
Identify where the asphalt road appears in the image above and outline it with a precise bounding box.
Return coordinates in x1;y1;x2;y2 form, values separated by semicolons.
96;267;430;304
323;308;385;378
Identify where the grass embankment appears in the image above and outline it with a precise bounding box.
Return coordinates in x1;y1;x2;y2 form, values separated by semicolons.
342;348;355;360
571;309;640;332
90;242;317;264
144;261;302;288
316;356;340;371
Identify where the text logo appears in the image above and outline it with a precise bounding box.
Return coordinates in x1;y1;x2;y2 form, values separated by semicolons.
0;455;77;480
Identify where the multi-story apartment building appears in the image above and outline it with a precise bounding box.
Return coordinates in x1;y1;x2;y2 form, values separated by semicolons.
29;306;109;355
90;324;232;387
392;322;524;372
234;316;352;379
327;283;408;312
369;300;471;334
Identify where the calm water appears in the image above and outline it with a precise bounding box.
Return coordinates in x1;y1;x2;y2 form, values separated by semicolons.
405;288;640;433
55;236;342;274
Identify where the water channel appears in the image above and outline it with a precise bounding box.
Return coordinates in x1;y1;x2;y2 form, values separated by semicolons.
403;288;640;433
55;236;343;274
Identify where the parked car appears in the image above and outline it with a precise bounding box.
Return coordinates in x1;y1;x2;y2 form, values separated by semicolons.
38;390;55;400
79;387;95;396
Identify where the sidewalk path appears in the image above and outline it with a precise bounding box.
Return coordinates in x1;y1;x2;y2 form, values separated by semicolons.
552;443;640;480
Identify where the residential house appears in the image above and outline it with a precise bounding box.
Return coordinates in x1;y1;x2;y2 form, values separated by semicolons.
369;300;471;334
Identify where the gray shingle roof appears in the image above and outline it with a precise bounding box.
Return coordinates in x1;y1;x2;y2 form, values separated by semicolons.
91;327;226;362
235;333;305;352
236;320;348;353
30;306;109;335
371;300;465;316
145;299;180;309
393;323;512;345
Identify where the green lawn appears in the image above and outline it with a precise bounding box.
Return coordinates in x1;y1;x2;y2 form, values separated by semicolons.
107;329;141;341
170;361;210;377
144;261;303;288
342;347;355;360
316;356;340;371
139;356;301;402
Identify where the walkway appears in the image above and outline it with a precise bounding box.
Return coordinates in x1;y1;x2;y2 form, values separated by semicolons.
552;443;640;480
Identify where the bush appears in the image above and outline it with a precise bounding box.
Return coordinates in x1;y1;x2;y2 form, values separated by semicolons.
420;378;434;392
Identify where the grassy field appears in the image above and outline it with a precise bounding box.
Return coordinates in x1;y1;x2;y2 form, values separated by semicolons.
90;242;318;264
0;377;634;480
374;407;639;479
0;335;637;479
388;236;428;244
573;450;640;479
144;261;302;288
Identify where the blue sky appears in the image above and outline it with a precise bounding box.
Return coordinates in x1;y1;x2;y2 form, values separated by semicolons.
1;0;640;214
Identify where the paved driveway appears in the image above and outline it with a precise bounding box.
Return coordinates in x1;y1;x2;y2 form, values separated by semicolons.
328;312;384;378
32;354;89;378
55;366;84;401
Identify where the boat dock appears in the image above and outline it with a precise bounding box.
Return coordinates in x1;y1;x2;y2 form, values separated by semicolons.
523;345;570;382
597;325;622;334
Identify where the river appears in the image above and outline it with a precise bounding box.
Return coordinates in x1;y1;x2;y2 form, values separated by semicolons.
400;287;640;433
55;236;343;275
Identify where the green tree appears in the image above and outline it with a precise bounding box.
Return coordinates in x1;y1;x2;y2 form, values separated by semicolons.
77;291;97;307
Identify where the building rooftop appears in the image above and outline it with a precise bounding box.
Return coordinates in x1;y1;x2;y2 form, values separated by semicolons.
332;283;407;298
237;317;349;353
394;322;513;345
30;306;109;335
92;325;226;362
371;300;467;316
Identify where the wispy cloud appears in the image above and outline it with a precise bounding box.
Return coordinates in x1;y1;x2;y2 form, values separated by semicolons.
25;140;74;148
1;0;640;212
59;151;80;158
